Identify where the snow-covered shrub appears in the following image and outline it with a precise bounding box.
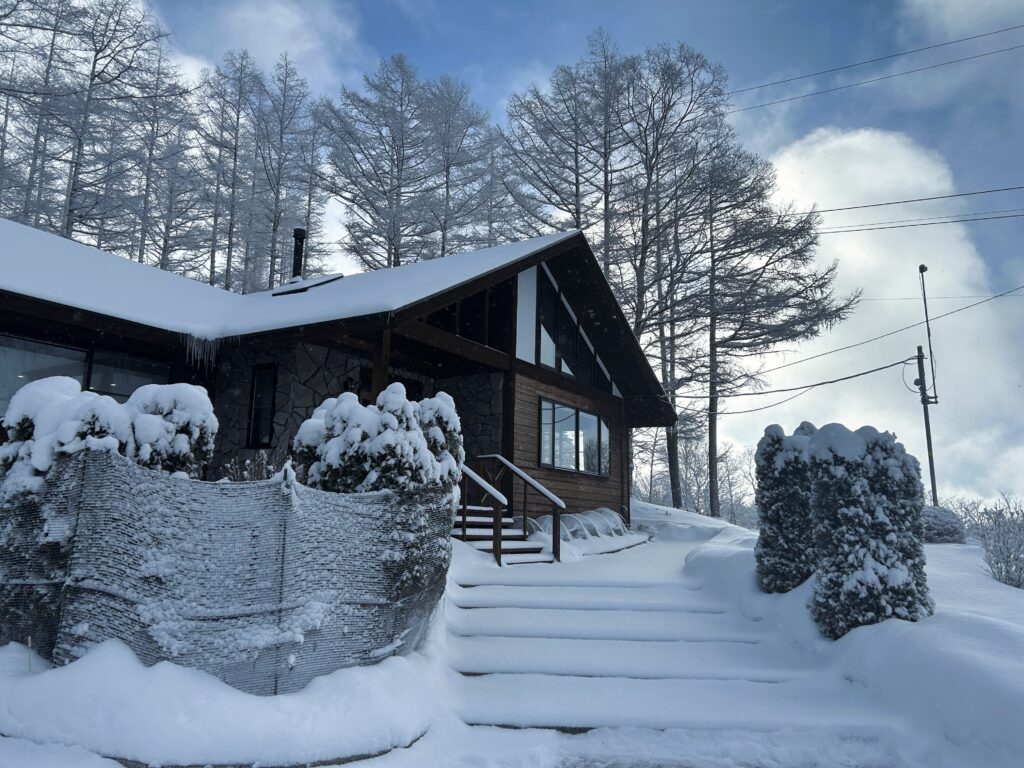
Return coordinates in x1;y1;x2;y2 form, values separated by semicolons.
0;377;217;500
961;494;1024;588
293;384;461;494
808;424;934;639
754;421;817;593
220;450;278;482
126;384;217;477
922;505;966;544
416;392;464;489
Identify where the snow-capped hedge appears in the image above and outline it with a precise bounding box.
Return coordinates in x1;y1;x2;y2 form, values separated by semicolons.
807;424;933;639
293;383;463;494
0;377;217;499
922;505;966;544
754;422;817;593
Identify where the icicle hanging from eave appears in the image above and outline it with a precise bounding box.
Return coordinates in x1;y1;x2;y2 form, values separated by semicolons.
183;334;222;369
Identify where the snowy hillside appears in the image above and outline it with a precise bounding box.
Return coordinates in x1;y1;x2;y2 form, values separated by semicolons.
2;502;1022;767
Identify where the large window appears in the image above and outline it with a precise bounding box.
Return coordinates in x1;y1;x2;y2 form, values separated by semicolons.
89;351;170;402
0;335;87;414
1;334;172;411
536;267;613;393
248;365;277;448
539;398;611;476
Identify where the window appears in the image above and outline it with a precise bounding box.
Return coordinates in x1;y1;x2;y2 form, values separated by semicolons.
538;269;558;368
0;335;87;414
89;350;170;402
248;365;277;448
535;267;614;393
539;397;611;476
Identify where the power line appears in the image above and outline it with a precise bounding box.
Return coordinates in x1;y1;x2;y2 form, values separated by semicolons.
818;206;1024;230
819;212;1024;234
861;294;1024;301
676;358;915;400
727;42;1024;114
785;184;1024;218
716;387;815;416
727;22;1024;95
760;283;1024;375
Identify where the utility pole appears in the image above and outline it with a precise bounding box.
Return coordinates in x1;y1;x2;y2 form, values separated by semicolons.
915;264;939;505
914;345;939;506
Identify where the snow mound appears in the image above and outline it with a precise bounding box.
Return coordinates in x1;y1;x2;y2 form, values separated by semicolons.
0;636;437;766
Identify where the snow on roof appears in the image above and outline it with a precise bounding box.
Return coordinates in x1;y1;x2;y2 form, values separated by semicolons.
0;218;577;340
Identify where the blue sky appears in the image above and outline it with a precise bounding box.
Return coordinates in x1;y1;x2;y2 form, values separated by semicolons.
154;0;1023;497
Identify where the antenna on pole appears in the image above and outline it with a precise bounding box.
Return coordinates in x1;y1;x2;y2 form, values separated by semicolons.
918;264;938;402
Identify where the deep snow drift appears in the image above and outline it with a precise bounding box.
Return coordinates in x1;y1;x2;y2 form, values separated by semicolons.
2;501;1022;767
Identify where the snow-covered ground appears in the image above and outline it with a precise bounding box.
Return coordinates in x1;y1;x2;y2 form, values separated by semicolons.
2;501;1022;767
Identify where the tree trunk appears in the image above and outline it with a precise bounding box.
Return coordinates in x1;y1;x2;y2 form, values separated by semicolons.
707;189;720;518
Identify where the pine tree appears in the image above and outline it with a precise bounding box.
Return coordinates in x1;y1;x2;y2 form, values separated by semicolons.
808;424;934;639
754;422;817;593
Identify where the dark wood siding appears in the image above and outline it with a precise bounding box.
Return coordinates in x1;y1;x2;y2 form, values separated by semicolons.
510;367;628;519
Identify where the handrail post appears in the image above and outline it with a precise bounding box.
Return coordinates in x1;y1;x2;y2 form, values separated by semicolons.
552;502;561;563
461;475;468;539
522;480;528;538
492;500;502;567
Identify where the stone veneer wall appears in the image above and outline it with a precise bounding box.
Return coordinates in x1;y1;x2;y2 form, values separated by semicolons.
437;372;504;461
212;341;435;474
0;450;454;695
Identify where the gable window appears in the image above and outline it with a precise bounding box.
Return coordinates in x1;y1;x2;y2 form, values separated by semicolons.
535;267;613;393
247;365;277;448
539;397;611;476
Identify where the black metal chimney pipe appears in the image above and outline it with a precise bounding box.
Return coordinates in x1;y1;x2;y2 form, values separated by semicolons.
291;227;307;280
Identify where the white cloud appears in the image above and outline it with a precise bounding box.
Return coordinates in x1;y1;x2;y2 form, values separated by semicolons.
718;126;1024;500
161;0;375;95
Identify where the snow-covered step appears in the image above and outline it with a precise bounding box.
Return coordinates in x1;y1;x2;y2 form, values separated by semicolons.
448;635;792;681
448;584;728;613
452;515;516;527
452;527;529;541
467;540;544;553
446;605;762;643
453;673;893;731
497;552;555;565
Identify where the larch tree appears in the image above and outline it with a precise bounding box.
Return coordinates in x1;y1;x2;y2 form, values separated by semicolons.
322;54;436;269
422;74;489;257
691;132;859;517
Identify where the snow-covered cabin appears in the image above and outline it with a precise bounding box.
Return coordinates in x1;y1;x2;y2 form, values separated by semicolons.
0;219;674;522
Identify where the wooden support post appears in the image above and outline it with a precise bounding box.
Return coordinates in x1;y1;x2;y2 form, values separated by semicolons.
552;503;561;563
461;475;468;539
371;328;391;398
492;500;502;567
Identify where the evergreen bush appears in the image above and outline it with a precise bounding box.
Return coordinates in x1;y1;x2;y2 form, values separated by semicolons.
293;384;462;494
754;421;817;593
922;505;966;544
808;424;934;639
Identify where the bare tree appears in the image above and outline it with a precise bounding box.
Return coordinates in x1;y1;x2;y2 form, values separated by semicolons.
322;55;435;269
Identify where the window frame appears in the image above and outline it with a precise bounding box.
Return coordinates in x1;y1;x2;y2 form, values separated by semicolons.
537;396;611;477
534;265;613;394
246;363;278;449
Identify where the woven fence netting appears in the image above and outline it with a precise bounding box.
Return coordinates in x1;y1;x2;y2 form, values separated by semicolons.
0;450;455;695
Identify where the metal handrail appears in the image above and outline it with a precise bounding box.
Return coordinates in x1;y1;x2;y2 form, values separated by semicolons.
459;467;506;566
476;454;563;562
477;454;565;508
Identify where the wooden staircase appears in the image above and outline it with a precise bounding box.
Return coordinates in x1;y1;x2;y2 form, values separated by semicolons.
453;457;565;566
451;505;552;564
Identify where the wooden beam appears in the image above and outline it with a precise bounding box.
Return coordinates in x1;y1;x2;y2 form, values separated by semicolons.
371;328;391;397
396;321;512;371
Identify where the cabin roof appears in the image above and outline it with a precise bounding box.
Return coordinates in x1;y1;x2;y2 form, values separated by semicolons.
0;219;676;425
0;218;576;340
